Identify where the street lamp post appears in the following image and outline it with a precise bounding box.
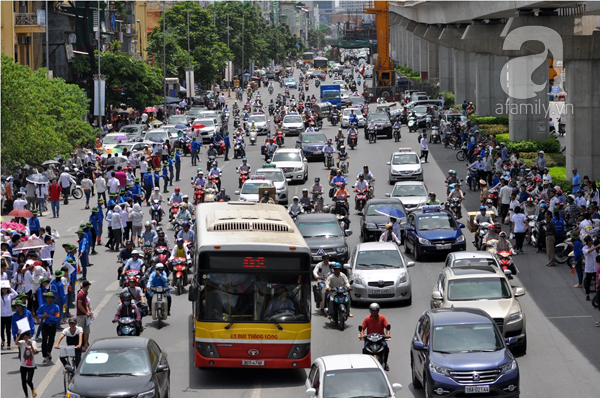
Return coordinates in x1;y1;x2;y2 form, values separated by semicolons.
137;19;141;59
162;0;166;118
187;6;192;103
227;13;231;98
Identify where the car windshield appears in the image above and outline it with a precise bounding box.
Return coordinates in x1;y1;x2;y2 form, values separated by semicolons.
414;106;428;113
340;90;350;97
417;214;457;230
241;182;271;195
392;184;427;197
272;152;301;162
432;324;504;353
119;126;141;134
298;221;342;238
322;368;390;398
79;348;151;376
102;135;121;144
348;97;364;105
195;119;214;128
322;91;341;100
447;277;512;301
451;258;497;267
199;112;218;119
168;115;187;124
249;115;266;123
369;113;388;121
285;78;295;83
284;116;303;124
145;132;167;140
356;249;403;269
256;171;284;182
114;144;133;151
365;202;405;217
343;109;360;117
447;114;464;122
302;134;327;144
392;153;419;165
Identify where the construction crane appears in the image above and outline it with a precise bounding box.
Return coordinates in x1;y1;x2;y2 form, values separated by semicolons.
363;1;395;89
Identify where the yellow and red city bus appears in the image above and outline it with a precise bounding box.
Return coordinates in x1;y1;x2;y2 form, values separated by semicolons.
190;202;312;369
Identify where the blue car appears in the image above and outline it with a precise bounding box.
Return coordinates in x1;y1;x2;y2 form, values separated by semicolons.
296;131;328;160
404;205;466;261
411;308;520;398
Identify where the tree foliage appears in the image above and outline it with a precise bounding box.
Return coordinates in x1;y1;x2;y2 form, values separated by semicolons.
1;54;95;167
308;28;326;49
72;45;163;111
147;1;231;85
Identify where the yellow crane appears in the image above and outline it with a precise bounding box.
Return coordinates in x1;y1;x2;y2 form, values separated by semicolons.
363;1;395;88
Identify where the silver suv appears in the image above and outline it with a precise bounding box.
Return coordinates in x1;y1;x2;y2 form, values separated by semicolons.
282;114;305;136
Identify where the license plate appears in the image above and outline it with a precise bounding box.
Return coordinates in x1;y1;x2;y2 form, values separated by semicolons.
312;256;322;261
465;385;490;393
242;360;265;366
375;289;392;294
436;244;452;250
314;150;322;154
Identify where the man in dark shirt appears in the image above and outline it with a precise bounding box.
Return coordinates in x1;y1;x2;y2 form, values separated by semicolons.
543;210;557;267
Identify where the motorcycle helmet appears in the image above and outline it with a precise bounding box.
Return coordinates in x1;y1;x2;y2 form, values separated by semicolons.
315;177;320;183
156;263;165;269
385;223;393;230
176;237;184;243
499;231;507;237
120;292;132;305
451;170;457;175
154;187;159;191
293;196;299;201
182;221;190;227
336;170;342;175
340;145;345;151
540;203;549;209
127;276;138;284
213;161;218;167
332;262;342;269
183;195;189;199
131;250;141;256
181;203;188;209
486;199;493;204
175;187;180;192
527;197;534;203
429;192;436;197
369;303;380;312
242;157;247;162
479;206;486;210
302;188;308;193
145;221;152;227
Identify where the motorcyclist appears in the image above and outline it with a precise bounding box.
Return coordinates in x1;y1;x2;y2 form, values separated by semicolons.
141;221;158;248
359;303;391;371
237;158;252;188
447;184;465;200
484;198;498;217
175;203;192;222
193;170;206;187
349;110;359;126
347;125;358;145
474;206;494;248
333;182;350;213
379;223;401;245
216;188;230;202
483;223;502;246
112;292;142;335
323;139;335;165
337;145;350;171
331;170;348;187
169;237;192;267
288;196;303;216
313;254;333;309
176;221;195;242
122;276;147;308
325;263;353;319
118;240;134;263
206;144;218;160
265;139;278;160
300;189;311;209
393;118;402;130
168;187;183;204
153;229;170;249
149;187;164;204
367;119;376;136
426;192;441;205
259;190;275;204
146;263;172;316
354;174;370;211
495;230;515;254
122;250;145;276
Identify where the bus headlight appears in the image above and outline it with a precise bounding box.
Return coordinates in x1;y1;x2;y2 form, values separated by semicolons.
287;344;310;359
196;342;220;358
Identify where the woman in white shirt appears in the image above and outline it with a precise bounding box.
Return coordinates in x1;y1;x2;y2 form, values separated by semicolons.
95;173;107;205
1;284;18;349
582;236;600;301
111;205;124;251
80;176;93;209
510;206;528;254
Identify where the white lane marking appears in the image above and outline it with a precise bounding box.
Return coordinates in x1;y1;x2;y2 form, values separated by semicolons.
547;315;593;319
105;279;120;292
34;290;116;397
250;383;262;398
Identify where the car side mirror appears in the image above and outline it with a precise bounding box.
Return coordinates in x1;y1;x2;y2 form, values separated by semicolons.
458;223;465;228
156;364;169;373
343;263;351;270
506;337;518;346
296;140;301;144
513;287;526;297
188;285;198;302
405;226;414;232
406;261;415;268
412;341;425;351
385;193;391;197
392;383;403;392
504;269;513;276
234;191;240;195
345;229;353;237
386;161;391;165
431;291;443;300
306;388;317;397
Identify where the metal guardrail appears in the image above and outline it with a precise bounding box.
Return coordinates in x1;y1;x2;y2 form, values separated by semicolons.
15;13;39;26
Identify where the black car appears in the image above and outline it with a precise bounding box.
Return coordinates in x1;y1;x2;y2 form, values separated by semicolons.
296;131;328;161
296;213;352;264
67;337;170;398
360;198;407;242
365;112;393;139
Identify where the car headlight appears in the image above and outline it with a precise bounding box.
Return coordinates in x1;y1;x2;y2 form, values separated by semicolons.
385;122;391;127
429;362;451;376
413;169;422;175
294;166;303;172
500;359;517;375
456;235;465;243
366;222;377;229
353;276;363;285
137;389;156;398
277;186;285;192
335;246;347;253
418;237;431;245
397;273;408;284
507;311;523;324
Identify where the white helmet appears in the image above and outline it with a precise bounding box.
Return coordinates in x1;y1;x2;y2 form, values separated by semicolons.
369;303;380;312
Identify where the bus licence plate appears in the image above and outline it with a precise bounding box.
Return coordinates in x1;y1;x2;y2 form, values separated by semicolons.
242;360;265;366
465;386;489;393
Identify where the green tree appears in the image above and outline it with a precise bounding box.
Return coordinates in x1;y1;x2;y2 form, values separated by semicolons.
72;44;163;111
308;28;325;49
147;1;230;86
1;54;95;167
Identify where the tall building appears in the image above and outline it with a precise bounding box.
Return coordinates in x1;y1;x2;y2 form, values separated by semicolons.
339;0;366;13
1;1;47;71
311;1;334;23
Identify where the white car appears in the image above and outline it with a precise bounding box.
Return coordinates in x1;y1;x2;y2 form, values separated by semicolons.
197;111;222;129
118;124;146;141
332;79;347;89
235;179;274;203
102;132;129;151
144;129;171;146
255;168;290;205
385;181;429;212
191;118;217;143
306;355;402;398
440;111;469;131
167;115;189;126
271;148;308;183
341;108;366;128
387;149;423;183
281;114;304;136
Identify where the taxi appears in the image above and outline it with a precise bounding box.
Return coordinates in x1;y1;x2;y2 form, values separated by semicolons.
404;205;466;261
387;148;423;183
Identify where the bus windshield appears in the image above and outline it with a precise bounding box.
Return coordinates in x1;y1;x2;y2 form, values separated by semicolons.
198;272;310;323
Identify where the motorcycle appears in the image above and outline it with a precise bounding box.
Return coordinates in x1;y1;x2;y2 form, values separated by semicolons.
120;269;141;289
526;215;538;247
204;185;218;203
407;117;418;132
324;152;334;169
150;199;163;223
497;250;518;279
331;113;338;126
233;142;244;159
315;79;320;88
168;202;180;221
150;286;168;329
268;104;274;116
555;234;574;264
474;222;492;250
333;197;348;217
216;140;226;156
447;197;462;219
335;137;345;152
276;130;285;146
326;286;350;331
429;126;441;144
456;142;468;161
339;158;348;175
170;257;188;295
467;168;480;191
356;188;368;214
153;247;170;268
234;116;240;128
289;208;301;222
367;128;377;144
178;138;191;155
116;316;140;336
249;129;257;145
312;191;324;213
488;188;499;207
207;156;217;171
393;126;401;142
348;134;358;150
359;330;388;367
268;86;274;95
193;184;204;205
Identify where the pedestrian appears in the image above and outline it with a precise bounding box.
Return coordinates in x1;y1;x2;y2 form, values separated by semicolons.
34;183;47;215
81;174;93;210
224;132;231;161
498;179;512;223
111;205;124;251
28;211;41;237
571;168;581;194
107;171;120;196
167;155;175;186
572;231;584;288
36;291;60;364
16;330;37;398
153;169;161;193
76;280;92;351
105;204;114;250
191;137;201;166
48;179;61;218
510;206;527;254
174;149;182;181
49;271;66;321
25;181;36;211
95;172;106;206
131;178;142;206
419;132;429;163
89;209;100;254
161;162;169;193
142;169;154;205
76;229;89;280
1;282;18;350
57;168;75;205
130;204;144;247
582;236;600;300
542;210;557;266
120;203;132;242
33;277;50;340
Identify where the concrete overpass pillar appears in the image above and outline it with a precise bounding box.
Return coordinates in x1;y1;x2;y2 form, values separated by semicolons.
475;53;507;116
419;38;428;77
411;34;420;72
428;42;439;84
403;30;410;67
439;46;454;93
453;49;476;106
507;57;549;141
565;59;600;180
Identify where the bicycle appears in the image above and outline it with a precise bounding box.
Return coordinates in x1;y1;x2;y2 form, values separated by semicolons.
58;345;77;396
